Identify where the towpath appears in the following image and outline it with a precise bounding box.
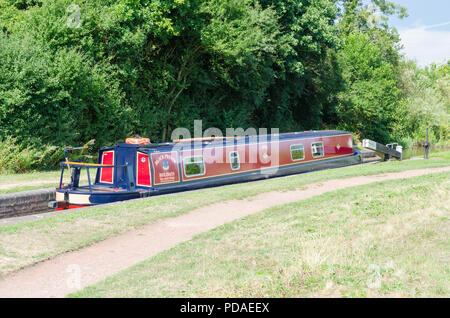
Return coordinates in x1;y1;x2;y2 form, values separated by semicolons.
0;166;448;297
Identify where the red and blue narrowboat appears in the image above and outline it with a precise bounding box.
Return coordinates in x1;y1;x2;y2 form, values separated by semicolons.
55;130;362;208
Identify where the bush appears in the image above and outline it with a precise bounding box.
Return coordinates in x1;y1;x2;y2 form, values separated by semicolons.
0;137;63;173
393;60;450;146
0;33;130;148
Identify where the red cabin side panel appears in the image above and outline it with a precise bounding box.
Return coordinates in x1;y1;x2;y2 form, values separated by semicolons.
136;152;151;187
277;134;353;164
100;150;114;184
178;134;353;181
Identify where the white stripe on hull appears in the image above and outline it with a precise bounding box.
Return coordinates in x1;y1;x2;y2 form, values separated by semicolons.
68;193;91;205
55;191;65;202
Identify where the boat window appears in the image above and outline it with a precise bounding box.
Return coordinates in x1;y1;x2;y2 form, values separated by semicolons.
229;151;240;170
183;156;206;177
290;144;305;161
311;142;324;158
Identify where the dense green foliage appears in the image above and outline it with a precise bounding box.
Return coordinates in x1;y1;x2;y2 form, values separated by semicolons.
394;62;449;146
0;137;62;172
0;0;448;172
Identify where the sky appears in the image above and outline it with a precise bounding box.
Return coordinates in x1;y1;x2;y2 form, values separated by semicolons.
387;0;450;67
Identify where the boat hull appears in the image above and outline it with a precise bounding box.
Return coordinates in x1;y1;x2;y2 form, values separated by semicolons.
55;188;141;207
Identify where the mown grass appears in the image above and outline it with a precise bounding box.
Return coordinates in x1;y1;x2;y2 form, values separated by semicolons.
431;150;450;160
0;159;449;276
0;169;97;194
0;170;60;193
72;172;450;298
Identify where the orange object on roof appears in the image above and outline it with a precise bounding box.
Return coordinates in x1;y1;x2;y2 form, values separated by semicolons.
125;137;150;145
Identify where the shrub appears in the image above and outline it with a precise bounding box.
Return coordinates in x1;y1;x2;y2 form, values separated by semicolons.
0;137;63;173
0;33;130;148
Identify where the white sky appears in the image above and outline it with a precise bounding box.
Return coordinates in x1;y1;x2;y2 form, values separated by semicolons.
388;0;450;67
397;22;450;67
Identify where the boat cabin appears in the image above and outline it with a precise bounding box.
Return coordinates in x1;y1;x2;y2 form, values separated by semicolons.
55;130;361;207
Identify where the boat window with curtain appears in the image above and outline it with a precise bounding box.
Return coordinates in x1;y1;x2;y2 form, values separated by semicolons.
311;142;324;158
229;151;240;170
183;156;206;177
290;144;305;161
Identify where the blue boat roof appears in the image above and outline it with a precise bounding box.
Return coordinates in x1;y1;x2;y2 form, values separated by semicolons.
107;130;351;152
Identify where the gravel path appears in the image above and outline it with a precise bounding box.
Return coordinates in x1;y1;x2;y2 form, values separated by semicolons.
0;166;448;298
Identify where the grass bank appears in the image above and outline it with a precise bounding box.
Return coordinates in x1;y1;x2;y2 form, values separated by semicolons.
72;172;450;298
431;151;450;160
0;159;449;275
0;169;97;194
0;170;60;194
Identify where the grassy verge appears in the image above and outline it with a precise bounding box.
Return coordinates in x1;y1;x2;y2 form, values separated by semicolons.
431;150;450;160
0;185;56;194
0;159;449;276
0;169;97;194
0;170;60;194
72;172;450;298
